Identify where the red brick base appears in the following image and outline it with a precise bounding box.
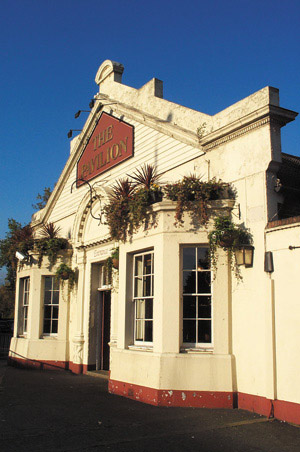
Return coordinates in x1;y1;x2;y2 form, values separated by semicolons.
108;379;235;408
238;392;300;425
109;379;300;425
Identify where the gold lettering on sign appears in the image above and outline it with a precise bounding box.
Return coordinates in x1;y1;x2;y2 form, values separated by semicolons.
80;134;131;180
93;125;114;150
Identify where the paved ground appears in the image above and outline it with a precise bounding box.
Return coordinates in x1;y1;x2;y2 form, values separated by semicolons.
0;360;300;452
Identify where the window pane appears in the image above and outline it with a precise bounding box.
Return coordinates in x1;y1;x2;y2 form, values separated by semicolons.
136;299;145;319
135;256;143;276
144;276;152;297
145;299;153;319
52;291;59;305
44;291;51;305
133;251;154;344
183;296;196;318
24;278;30;292
183;248;195;270
45;276;52;291
144;254;152;275
135;320;144;341
43;276;60;335
197;248;210;270
44;306;52;319
183;320;196;343
24;291;29;305
52;306;59;320
198;320;211;343
24;319;27;333
183;271;195;294
144;321;153;342
43;320;51;334
51;320;58;334
134;277;143;297
53;278;59;291
198;296;211;318
197;272;211;293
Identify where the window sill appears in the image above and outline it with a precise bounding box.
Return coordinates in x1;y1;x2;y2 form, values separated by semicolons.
128;345;153;352
41;335;58;340
180;347;213;354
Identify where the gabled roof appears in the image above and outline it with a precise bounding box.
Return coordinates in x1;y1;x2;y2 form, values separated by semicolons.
31;60;298;228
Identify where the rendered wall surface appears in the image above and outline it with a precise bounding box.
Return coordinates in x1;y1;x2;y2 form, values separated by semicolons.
266;222;300;406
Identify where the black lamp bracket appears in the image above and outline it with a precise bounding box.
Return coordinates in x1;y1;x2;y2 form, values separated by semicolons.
71;178;103;224
231;203;241;220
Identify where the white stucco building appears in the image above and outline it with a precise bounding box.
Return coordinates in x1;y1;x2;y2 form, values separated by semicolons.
9;60;300;425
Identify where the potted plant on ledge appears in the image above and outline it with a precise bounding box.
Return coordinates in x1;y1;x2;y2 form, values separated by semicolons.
164;175;236;226
35;223;70;268
104;165;163;242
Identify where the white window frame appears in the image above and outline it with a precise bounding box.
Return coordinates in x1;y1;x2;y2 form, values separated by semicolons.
182;246;213;349
43;276;60;336
20;277;30;335
133;250;154;346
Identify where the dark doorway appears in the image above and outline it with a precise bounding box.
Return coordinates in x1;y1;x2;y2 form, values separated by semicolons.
96;290;111;371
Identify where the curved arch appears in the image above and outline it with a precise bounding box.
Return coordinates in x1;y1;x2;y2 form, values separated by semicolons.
95;60;124;86
72;187;110;248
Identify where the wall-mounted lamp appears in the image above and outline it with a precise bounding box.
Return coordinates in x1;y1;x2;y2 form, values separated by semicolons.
74;110;90;119
235;245;254;267
16;251;26;261
67;129;82;138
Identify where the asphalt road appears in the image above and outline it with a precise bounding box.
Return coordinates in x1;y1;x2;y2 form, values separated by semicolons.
0;360;300;452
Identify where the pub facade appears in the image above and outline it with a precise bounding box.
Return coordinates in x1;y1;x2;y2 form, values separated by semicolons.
9;60;300;425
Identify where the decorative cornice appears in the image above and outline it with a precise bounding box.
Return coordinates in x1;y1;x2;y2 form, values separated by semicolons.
203;117;271;151
76;237;111;250
202;105;297;151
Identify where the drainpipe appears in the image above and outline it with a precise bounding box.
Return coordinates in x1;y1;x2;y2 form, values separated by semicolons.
264;259;277;417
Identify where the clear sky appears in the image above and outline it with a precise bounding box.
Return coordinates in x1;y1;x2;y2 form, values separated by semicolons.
1;0;300;281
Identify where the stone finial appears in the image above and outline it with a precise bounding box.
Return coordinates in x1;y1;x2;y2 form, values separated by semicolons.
95;60;124;87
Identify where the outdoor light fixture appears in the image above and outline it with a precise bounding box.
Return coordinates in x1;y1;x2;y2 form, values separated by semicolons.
67;129;82;138
235;245;254;267
15;251;26;261
74;110;90;119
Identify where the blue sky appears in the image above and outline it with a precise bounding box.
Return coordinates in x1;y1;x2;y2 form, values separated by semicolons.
1;0;300;282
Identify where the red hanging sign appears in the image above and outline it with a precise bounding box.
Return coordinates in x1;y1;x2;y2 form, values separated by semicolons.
77;112;134;187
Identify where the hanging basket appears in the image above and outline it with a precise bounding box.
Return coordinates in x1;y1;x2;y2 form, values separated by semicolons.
60;271;70;280
219;232;235;248
112;258;119;269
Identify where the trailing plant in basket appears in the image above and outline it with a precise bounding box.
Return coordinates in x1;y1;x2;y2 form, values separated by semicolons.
35;223;69;268
104;165;162;242
164;175;235;226
55;263;76;292
103;247;119;285
208;216;253;280
103;178;135;242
